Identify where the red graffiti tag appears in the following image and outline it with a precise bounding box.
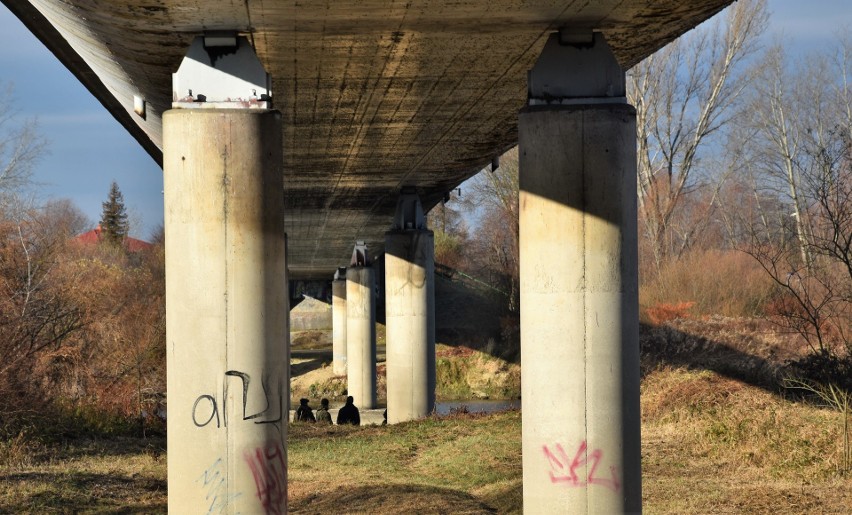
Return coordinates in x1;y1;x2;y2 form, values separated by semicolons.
244;443;287;514
542;441;621;492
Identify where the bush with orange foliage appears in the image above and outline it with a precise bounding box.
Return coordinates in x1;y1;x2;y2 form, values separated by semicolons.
0;215;85;433
0;201;166;437
644;301;696;325
640;249;775;320
49;239;166;436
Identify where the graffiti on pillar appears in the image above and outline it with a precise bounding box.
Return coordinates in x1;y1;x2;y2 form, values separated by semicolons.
197;457;242;514
244;442;287;515
192;371;284;429
193;395;220;428
541;441;621;492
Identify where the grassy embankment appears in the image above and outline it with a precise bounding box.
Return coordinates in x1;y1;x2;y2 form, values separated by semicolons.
295;341;521;403
292;321;522;404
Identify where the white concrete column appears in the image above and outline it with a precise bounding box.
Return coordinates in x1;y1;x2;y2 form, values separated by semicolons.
520;32;641;514
164;109;288;514
332;269;348;376
385;191;435;423
346;266;377;409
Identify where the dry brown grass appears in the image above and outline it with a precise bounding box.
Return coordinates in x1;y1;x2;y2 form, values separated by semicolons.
2;318;850;513
435;344;520;399
0;437;166;513
642;366;852;513
2;367;850;513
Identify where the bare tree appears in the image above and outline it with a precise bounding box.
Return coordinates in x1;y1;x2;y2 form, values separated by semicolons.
0;83;46;207
738;37;852;369
745;44;819;269
38;198;91;242
463;147;519;311
628;0;768;269
0;85;84;428
426;189;468;271
0;209;85;419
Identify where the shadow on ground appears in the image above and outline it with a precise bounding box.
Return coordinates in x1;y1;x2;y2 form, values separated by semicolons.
640;317;796;394
34;437;166;462
291;356;327;377
0;471;166;513
291;483;514;514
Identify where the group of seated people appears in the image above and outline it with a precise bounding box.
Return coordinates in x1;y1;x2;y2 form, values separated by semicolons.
294;396;361;425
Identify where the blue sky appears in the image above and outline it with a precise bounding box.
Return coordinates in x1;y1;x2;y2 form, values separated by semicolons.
0;0;850;239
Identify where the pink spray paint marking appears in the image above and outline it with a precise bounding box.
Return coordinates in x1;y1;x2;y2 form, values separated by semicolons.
244;442;287;515
542;441;621;492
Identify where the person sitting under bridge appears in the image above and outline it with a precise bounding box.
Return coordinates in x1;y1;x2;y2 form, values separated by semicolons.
336;396;360;426
294;398;316;423
316;398;332;424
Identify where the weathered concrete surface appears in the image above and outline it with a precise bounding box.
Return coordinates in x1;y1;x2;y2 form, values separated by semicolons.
332;277;348;376
385;229;435;424
163;109;289;514
290;296;332;332
519;105;641;513
3;0;734;277
346;266;377;409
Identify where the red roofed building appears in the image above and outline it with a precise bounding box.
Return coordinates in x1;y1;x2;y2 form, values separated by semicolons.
74;225;153;253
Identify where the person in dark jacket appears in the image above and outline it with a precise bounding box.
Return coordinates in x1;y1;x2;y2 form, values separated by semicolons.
336;396;360;426
316;398;332;424
294;398;316;422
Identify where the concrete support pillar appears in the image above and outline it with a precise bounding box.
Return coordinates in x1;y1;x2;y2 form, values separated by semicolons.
164;109;288;514
520;32;641;514
346;246;377;409
385;190;435;423
332;268;348;376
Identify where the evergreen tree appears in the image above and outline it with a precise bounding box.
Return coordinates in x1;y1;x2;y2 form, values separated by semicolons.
100;180;129;246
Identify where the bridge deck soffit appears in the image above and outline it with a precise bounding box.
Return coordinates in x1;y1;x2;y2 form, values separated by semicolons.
3;0;733;277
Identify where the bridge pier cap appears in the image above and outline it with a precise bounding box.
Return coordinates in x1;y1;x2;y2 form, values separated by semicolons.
173;33;272;109
520;30;641;514
527;30;626;106
164;34;288;514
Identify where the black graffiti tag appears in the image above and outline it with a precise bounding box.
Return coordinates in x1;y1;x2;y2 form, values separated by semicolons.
192;371;283;428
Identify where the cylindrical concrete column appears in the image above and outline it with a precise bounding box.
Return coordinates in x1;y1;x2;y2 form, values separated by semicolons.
332;276;348;376
519;104;641;514
346;266;376;409
164;109;288;514
385;230;435;423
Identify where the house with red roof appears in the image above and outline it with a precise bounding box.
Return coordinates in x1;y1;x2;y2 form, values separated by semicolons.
74;225;153;253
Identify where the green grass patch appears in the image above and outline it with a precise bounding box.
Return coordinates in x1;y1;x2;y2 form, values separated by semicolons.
288;411;522;513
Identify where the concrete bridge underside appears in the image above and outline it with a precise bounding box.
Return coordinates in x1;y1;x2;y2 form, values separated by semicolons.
3;0;733;279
